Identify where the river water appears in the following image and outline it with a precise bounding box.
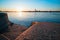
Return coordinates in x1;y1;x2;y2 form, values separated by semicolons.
7;12;60;27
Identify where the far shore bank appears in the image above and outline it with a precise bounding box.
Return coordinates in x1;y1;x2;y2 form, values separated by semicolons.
0;11;60;12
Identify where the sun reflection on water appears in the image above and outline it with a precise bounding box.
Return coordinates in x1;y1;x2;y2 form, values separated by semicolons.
17;12;27;18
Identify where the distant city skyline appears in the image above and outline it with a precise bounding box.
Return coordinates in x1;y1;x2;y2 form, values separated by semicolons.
0;0;60;11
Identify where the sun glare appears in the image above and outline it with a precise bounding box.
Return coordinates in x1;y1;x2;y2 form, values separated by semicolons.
16;8;23;11
17;12;23;17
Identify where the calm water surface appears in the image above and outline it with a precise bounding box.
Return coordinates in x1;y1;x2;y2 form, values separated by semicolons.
7;12;60;27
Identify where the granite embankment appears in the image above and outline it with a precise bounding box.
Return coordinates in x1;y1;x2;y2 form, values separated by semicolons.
16;22;60;40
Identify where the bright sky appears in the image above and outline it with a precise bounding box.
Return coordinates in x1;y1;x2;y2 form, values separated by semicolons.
0;0;60;11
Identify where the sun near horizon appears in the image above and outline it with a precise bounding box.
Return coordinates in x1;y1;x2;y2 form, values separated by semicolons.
0;0;60;11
